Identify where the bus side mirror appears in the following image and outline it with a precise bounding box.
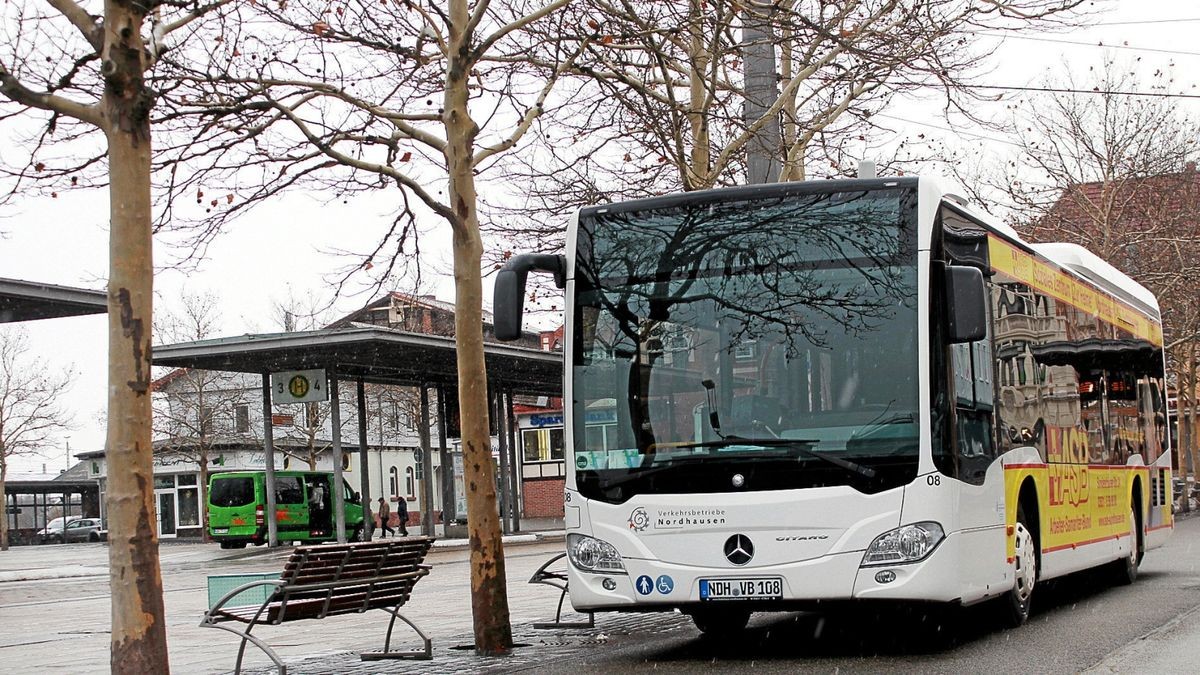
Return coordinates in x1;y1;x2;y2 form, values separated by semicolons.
494;253;567;341
945;265;987;343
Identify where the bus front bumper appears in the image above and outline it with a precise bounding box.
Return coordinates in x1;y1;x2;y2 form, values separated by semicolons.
568;531;974;612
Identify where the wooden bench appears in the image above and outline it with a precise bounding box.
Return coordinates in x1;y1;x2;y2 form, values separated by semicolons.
200;537;435;675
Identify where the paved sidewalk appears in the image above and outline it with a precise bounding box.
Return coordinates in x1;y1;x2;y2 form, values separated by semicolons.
1084;603;1200;674
0;535;580;673
242;611;693;674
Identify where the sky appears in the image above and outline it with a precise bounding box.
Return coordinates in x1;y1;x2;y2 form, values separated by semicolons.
3;0;1199;474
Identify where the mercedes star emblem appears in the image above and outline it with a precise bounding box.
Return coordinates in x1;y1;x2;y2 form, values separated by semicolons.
731;473;745;488
724;534;754;566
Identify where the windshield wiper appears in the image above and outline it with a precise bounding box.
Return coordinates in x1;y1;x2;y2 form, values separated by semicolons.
674;436;876;478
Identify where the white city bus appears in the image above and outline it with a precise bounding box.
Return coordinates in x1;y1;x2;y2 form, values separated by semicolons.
494;177;1173;634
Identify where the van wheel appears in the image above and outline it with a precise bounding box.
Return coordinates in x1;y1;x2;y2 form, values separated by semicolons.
1112;505;1141;585
1002;504;1037;627
690;608;751;636
351;526;365;542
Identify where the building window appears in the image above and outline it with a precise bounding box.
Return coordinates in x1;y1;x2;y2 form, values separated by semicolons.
235;404;250;433
405;467;415;499
734;342;756;360
522;428;566;462
389;467;399;497
199;407;214;436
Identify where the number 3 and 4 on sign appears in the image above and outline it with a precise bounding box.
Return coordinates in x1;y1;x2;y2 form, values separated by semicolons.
271;369;329;404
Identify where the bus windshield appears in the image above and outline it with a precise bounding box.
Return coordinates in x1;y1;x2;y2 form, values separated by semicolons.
572;187;921;503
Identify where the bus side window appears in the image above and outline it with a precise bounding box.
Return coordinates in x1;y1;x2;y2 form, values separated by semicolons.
953;335;996;484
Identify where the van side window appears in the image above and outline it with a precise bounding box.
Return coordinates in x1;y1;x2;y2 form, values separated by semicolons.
276;477;304;504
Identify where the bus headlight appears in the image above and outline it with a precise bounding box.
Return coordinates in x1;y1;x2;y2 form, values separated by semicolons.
861;521;944;566
567;533;626;574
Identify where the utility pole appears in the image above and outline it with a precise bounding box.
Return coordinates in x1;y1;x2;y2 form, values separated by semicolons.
743;2;781;185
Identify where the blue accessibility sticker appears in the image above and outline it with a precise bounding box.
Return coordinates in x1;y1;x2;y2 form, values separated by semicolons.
635;575;654;596
656;575;674;594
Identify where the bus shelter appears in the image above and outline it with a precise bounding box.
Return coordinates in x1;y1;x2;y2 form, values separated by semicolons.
0;278;106;544
152;326;562;545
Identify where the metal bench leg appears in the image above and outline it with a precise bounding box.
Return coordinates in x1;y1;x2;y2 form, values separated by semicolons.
533;586;595;630
360;605;432;661
201;621;287;675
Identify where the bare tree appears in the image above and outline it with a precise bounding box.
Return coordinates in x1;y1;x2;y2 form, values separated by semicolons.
0;0;235;665
977;60;1200;503
0;328;75;551
488;0;1087;248
148;0;590;653
153;292;256;539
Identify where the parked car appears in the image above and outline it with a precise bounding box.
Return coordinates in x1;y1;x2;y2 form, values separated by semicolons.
62;518;103;543
36;517;73;544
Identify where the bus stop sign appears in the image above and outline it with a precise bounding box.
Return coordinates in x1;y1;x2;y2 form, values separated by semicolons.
271;369;329;404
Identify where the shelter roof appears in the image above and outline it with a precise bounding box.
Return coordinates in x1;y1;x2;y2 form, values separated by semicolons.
152;326;562;396
0;278;106;323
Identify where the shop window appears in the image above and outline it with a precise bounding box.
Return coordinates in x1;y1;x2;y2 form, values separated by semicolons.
178;488;200;527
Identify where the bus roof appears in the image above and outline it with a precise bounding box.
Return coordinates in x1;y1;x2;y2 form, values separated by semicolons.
1030;242;1159;313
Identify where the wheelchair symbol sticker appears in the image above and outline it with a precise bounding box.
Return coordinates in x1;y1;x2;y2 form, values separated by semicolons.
656;575;674;594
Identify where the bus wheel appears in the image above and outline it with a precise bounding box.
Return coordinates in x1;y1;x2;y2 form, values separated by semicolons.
1112;506;1141;586
1003;505;1037;627
690;608;750;636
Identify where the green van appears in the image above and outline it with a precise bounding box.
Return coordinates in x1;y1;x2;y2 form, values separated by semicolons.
206;470;366;548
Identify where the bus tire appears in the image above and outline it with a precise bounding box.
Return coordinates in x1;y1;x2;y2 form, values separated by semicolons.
690;608;751;636
1003;504;1037;627
1112;505;1141;586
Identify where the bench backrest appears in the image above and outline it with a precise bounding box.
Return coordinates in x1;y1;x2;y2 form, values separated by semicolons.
269;537;434;623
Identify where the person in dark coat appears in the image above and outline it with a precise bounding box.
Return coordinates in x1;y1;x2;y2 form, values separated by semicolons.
394;495;409;536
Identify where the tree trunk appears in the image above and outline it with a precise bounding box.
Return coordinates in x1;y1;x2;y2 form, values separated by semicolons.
1188;344;1198;511
1;465;8;551
199;452;210;543
446;1;512;653
102;0;169;669
1180;365;1190;511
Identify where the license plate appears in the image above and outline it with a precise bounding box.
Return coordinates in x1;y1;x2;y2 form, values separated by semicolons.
213;528;229;534
699;577;783;601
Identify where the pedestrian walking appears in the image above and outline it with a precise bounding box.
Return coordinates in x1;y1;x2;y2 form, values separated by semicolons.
395;495;409;536
377;497;394;537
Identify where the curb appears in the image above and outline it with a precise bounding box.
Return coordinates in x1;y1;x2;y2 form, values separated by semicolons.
0;531;567;581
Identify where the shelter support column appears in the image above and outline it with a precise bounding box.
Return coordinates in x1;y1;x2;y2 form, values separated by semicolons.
418;385;435;536
260;373;279;547
494;385;512;535
506;390;520;533
357;379;372;542
330;373;348;543
437;383;455;526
